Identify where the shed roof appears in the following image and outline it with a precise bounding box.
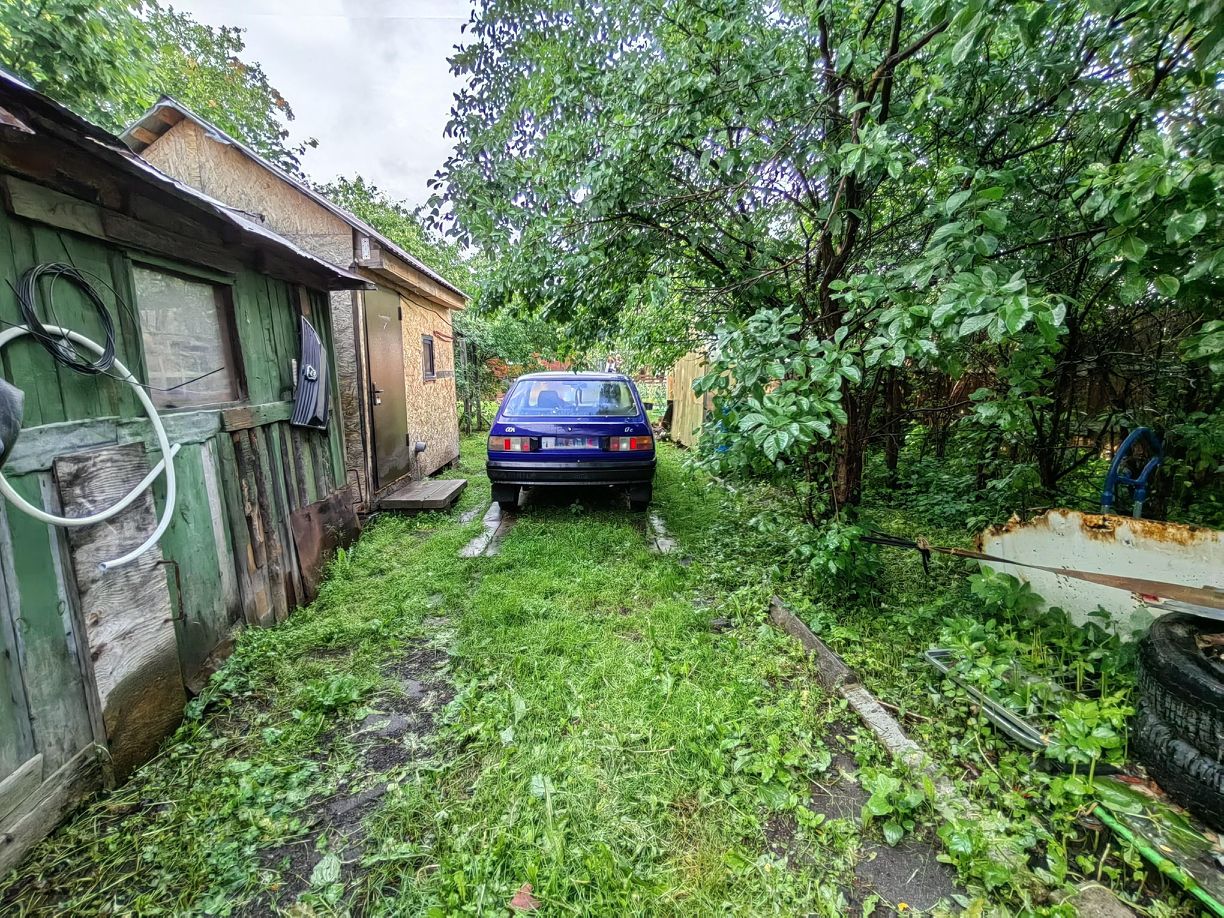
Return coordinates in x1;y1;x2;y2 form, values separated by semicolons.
0;70;369;291
122;97;467;302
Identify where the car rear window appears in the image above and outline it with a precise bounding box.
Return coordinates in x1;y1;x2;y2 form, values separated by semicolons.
502;379;639;417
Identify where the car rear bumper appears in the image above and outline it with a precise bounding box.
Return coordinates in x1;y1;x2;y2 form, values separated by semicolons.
487;458;655;486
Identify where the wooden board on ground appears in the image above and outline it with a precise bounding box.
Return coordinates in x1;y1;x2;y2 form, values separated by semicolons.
291;487;361;600
380;478;467;511
0;746;102;876
54;444;186;779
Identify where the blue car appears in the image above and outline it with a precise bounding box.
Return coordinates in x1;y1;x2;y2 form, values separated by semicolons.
487;372;656;512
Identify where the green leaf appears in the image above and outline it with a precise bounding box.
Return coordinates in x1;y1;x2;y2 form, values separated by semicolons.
864;793;894;818
763;431;784;460
310;853;341;886
931;302;958;326
1154;274;1180;297
1187;172;1215;205
951;29;977;65
959;313;994;338
1166;210;1207;244
980;209;1007;232
1119;235;1148;262
945;189;971;215
882;821;906;846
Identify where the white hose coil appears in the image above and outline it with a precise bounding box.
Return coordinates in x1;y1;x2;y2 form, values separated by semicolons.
0;324;179;571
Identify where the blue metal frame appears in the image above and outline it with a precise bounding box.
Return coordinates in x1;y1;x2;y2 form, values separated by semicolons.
1101;427;1163;518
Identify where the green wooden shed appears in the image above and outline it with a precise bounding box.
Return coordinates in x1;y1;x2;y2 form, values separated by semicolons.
0;71;368;872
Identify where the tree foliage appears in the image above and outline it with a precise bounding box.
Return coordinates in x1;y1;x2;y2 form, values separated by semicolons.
441;0;1224;516
319;176;561;422
0;0;311;172
0;0;151;128
138;3;315;173
319;175;465;282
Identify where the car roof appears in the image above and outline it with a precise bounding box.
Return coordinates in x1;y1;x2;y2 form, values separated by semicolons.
514;371;633;382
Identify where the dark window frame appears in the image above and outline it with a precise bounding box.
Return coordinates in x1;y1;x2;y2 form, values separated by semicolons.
422;334;436;381
131;261;247;410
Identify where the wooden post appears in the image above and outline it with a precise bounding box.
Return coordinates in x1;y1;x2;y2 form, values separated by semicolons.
474;347;485;431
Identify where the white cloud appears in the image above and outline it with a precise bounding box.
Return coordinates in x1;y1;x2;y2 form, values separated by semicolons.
171;0;470;207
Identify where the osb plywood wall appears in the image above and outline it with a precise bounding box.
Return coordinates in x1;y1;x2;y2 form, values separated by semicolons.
669;350;709;448
141;120;350;243
401;293;460;476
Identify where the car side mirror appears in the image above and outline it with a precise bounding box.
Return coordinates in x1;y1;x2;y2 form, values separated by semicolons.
642;402;654;411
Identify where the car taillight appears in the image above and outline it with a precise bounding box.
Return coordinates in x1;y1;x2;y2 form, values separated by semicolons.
489;436;532;452
608;435;654;451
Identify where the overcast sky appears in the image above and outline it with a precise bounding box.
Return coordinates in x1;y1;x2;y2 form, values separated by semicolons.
172;0;471;207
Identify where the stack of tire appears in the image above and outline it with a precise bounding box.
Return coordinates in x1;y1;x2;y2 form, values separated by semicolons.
1133;614;1224;831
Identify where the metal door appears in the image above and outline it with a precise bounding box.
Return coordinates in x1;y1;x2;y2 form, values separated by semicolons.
363;288;411;489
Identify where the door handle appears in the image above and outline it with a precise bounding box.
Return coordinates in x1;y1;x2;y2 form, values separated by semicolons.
372;384;383;406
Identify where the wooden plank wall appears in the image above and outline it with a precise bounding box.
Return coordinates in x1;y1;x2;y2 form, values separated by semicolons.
0;198;347;871
668;350;709;449
54;444;184;780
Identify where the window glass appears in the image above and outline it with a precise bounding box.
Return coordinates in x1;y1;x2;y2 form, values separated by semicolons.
422;335;436;380
134;266;241;408
502;379;638;417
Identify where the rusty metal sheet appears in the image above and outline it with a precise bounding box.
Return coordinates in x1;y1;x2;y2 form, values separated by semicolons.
290;487;361;600
977;510;1224;636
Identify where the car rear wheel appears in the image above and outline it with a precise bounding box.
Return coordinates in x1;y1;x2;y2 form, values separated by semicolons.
492;484;519;513
627;484;652;512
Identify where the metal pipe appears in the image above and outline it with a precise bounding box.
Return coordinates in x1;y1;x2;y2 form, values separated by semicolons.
0;324;179;570
1092;805;1224;917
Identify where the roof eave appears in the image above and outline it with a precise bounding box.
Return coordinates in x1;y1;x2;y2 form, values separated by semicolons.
121;97;470;303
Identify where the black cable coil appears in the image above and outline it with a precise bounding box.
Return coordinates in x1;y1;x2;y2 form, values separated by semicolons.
13;263;116;375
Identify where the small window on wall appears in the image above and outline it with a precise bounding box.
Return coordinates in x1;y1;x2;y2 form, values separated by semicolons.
133;266;242;409
422;335;436;380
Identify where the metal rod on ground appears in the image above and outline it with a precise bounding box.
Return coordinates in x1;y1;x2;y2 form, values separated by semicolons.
862;530;1224;611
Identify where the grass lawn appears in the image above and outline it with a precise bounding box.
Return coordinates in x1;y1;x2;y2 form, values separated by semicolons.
1;434;1198;916
0;438;904;916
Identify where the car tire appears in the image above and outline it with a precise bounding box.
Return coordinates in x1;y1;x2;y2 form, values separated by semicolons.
1137;614;1224;750
497;499;518;514
1138;658;1224;754
627;484;652;512
1131;701;1224;831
